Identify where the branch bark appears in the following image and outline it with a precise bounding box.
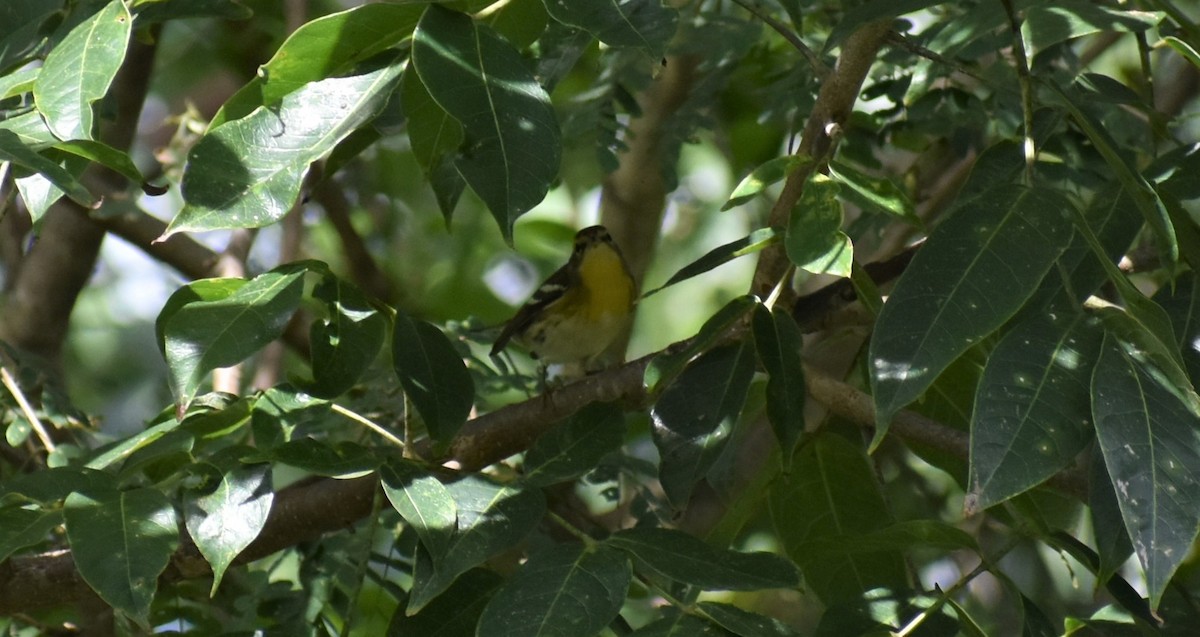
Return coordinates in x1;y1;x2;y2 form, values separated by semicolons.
750;21;892;300
0;33;160;368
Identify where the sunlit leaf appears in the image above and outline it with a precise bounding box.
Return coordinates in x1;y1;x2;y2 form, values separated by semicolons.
64;487;179;626
168;60;403;236
33;0;132;141
184;462;273;595
870;186;1072;449
407;475;545;613
412;6;560;240
786;174;853;277
162;267;306;407
210;3;420;127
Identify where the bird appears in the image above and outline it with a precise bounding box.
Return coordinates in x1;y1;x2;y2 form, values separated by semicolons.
491;225;637;376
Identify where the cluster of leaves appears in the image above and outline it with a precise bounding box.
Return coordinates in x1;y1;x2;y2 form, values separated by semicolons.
3;0;1200;635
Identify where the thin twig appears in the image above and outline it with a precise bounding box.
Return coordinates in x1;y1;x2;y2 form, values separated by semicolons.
0;366;54;454
332;403;405;449
729;0;829;79
1001;0;1036;184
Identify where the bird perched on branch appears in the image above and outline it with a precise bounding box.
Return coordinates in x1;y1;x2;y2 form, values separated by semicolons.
491;225;636;377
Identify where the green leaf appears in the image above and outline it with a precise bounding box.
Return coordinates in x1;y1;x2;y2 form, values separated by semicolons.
210;3;421;128
0;130;97;209
381;458;457;560
0;65;37;100
0;508;62;563
0;465;115;506
168;60;404;236
0;1;60;72
267;438;378;478
412;5;561;240
1024;185;1142;313
1022;1;1161;59
768;432;907;604
1159;36;1200;70
1048;81;1177;268
652;341;756;508
869;186;1072;449
1154;271;1200;382
184;462;273;595
155;278;245;355
967;312;1102;512
401;66;466;224
1089;445;1133;588
1093;304;1200;417
307;276;386;398
392;312;474;445
408;476;545;613
544;0;679;58
697;602;801;637
607;527;799;591
751;306;805;464
786;174;853;277
644;295;757;392
52;139;152;191
828;159;918;225
250;385;331;449
1092;334;1200;610
477;543;631;637
64;487;179;626
389;568;502;636
524;402;626;487
0;110;59;149
643;228;780;298
32;0;132;141
723;156;812;211
162;266;306;407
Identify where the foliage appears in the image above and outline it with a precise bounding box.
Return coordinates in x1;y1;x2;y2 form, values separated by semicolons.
1;0;1200;635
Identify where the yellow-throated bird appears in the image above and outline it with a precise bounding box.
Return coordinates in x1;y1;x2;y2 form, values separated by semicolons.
491;226;636;373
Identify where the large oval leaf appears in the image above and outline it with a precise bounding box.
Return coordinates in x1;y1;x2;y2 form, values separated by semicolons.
392;312;474;445
412;6;561;240
64;487;179;626
184;462;273;595
1092;333;1200;611
210;3;421;127
162;267;306;407
167;60;404;236
652;340;756;508
32;0;131;141
768;431;907;605
408;476;546;613
967;312;1102;512
869;186;1073;447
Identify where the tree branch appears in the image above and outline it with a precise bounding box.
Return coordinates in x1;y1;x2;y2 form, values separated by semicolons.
750;20;892;299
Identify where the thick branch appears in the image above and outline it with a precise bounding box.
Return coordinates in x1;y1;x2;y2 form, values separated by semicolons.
0;33;159;367
750;21;891;299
